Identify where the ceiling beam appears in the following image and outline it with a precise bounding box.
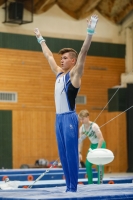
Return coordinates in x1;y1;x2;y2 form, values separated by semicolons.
113;2;133;24
96;8;116;23
57;3;78;19
108;0;116;13
76;0;102;19
34;0;56;14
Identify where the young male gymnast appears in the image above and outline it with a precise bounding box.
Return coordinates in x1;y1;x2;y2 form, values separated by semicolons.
34;15;98;192
78;109;106;184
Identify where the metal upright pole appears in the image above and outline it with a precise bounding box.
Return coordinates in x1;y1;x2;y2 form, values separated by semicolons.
98;165;103;184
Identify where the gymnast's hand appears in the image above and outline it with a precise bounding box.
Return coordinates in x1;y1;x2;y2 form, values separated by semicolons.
34;28;45;44
87;15;98;35
34;28;41;38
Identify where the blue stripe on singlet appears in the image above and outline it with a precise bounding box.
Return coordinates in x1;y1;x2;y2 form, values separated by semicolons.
63;73;71;111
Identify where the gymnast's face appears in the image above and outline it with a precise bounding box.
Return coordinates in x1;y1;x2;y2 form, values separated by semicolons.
79;116;89;124
60;53;75;71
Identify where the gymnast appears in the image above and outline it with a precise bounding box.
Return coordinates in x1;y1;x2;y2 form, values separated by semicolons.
78;109;106;184
34;15;98;192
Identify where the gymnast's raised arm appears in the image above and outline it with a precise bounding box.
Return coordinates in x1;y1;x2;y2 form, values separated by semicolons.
34;28;62;75
70;15;98;88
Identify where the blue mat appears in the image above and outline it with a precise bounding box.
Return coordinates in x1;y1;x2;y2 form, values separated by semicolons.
0;172;98;181
0;184;133;199
18;177;133;188
0;168;94;175
0;176;132;189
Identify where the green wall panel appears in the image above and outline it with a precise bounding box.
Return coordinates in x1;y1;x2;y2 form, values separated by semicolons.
0;111;12;169
0;32;125;58
108;88;127;112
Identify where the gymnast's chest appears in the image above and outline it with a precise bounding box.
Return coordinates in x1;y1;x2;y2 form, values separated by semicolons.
55;76;65;94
